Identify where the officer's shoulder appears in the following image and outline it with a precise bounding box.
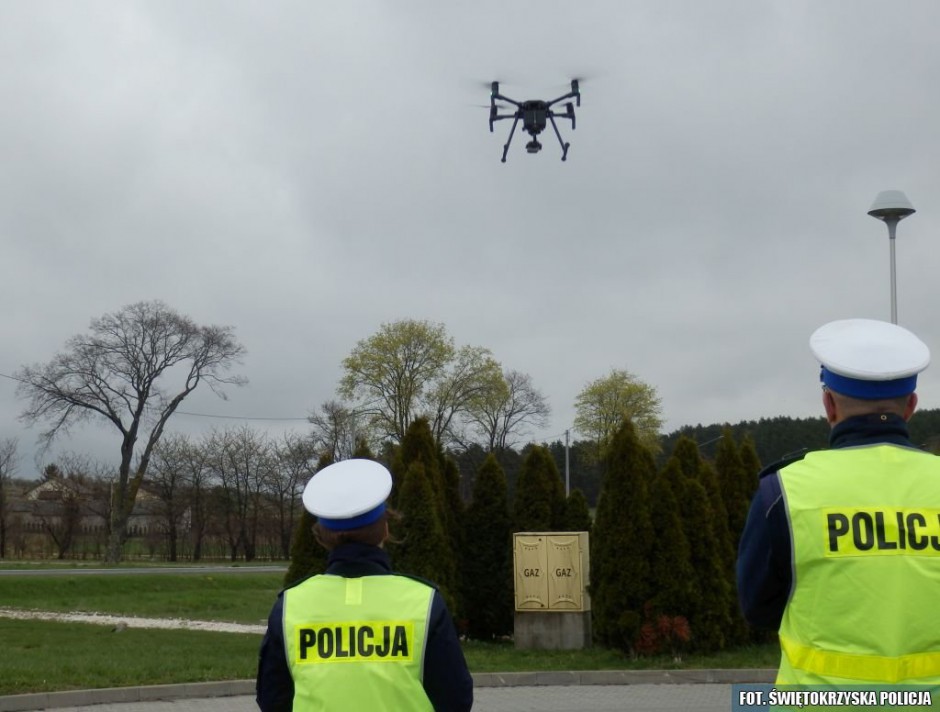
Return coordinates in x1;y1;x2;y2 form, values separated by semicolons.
393;571;440;592
757;448;810;480
281;572;320;593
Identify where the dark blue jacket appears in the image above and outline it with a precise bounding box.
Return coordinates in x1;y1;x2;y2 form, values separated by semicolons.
256;542;473;711
735;413;917;629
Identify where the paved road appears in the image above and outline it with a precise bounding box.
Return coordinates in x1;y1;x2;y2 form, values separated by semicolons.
28;685;734;712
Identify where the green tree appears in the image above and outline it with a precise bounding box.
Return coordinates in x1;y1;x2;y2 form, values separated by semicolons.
672;437;735;570
462;453;513;640
513;445;565;532
574;369;663;455
352;439;375;459
338;319;502;444
714;427;750;545
15;300;246;563
394;460;458;613
646;470;696;619
388;419;460;614
659;455;732;652
738;434;762;499
563;488;593;533
590;420;655;654
391;418;441;504
441;454;466;612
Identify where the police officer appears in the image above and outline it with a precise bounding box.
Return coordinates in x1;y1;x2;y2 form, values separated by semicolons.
256;459;473;711
737;318;940;686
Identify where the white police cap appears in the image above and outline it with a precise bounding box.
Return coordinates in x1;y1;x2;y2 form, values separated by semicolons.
302;459;393;531
810;318;930;399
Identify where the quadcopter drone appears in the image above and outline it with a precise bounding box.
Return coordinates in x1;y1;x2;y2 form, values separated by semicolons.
488;79;581;163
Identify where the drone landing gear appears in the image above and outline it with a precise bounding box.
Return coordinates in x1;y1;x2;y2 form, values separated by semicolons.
547;114;569;161
501;116;520;163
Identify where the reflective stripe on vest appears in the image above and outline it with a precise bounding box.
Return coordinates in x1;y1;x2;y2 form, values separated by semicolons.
777;444;940;685
283;574;435;711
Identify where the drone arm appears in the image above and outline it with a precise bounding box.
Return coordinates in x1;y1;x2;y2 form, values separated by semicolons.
501;116;520;163
545;90;578;108
492;92;521;108
547;114;570;161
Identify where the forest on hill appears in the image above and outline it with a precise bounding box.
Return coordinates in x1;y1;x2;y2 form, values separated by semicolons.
453;407;940;508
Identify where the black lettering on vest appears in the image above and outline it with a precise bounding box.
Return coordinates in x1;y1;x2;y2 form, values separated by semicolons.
932;514;940;551
828;513;850;552
317;627;334;658
335;626;349;658
875;512;897;550
391;625;409;657
375;626;391;657
897;511;906;549
299;628;315;660
358;625;374;656
907;513;927;550
852;512;874;550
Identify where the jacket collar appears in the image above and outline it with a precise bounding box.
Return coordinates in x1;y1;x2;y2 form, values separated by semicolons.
829;413;914;449
325;542;393;577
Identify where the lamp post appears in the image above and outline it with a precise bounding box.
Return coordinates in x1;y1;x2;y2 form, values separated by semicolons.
868;190;915;324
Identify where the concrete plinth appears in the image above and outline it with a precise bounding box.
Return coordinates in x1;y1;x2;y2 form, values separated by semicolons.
514;610;592;650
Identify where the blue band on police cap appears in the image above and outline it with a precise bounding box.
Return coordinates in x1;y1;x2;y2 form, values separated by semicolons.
317;502;386;531
821;366;917;399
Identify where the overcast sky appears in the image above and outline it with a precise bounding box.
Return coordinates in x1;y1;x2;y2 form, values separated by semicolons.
3;1;940;475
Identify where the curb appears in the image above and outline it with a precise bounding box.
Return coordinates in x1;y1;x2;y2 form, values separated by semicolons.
0;669;776;711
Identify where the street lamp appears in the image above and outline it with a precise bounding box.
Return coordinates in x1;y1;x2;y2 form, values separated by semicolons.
868;190;915;324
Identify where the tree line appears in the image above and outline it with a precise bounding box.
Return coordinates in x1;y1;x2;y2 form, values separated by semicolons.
285;416;762;657
9;303;664;563
0;429;315;562
9;300;940;656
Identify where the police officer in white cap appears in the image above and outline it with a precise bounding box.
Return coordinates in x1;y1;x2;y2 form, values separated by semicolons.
256;459;473;711
737;319;940;688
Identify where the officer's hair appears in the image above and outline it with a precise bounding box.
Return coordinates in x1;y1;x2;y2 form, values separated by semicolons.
830;390;912;417
313;509;400;551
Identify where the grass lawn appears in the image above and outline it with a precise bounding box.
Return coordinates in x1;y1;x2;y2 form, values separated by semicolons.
0;572;778;696
0;619;261;696
0;619;778;697
0;573;284;623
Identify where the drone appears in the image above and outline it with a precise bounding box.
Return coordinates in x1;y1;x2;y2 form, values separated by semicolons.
488;79;581;163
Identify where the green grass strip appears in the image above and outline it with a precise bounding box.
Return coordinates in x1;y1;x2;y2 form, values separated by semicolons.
0;573;283;624
0;619;261;696
0;617;779;697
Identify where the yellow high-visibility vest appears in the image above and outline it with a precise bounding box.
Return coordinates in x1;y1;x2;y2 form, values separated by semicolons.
777;443;940;685
283;573;435;711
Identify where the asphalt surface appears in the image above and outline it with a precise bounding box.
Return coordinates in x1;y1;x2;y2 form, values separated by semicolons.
0;671;774;712
8;685;736;712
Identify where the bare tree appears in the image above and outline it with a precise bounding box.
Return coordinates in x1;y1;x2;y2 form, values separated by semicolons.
15;300;246;563
150;434;193;562
308;400;363;462
206;426;270;561
268;431;316;558
0;439;18;558
180;435;213;561
33;463;85;559
427;345;504;446
466;370;551;452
